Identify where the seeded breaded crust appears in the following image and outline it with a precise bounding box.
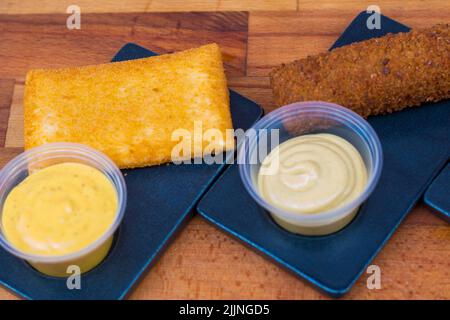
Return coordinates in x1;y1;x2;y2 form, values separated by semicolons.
24;43;234;168
270;24;450;117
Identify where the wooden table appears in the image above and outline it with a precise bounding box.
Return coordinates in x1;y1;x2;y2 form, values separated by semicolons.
0;0;449;300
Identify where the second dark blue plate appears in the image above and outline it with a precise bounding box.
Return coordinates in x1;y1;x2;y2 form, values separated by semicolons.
197;12;450;297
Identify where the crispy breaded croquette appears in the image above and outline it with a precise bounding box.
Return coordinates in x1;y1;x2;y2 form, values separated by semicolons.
270;24;450;117
24;43;234;169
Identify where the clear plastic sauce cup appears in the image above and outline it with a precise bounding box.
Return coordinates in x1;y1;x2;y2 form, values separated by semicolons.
0;143;126;277
238;102;383;236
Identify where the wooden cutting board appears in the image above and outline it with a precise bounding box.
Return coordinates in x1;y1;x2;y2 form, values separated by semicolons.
0;0;449;300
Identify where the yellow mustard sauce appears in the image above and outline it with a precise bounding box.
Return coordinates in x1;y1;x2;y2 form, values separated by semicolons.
257;133;367;235
1;162;118;276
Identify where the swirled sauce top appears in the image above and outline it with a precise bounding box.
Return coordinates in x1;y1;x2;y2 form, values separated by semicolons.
257;133;367;214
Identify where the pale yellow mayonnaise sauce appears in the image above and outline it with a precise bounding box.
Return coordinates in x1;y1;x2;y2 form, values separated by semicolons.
2;162;118;257
258;133;367;216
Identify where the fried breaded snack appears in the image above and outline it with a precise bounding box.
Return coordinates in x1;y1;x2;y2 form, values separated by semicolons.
24;43;234;168
270;24;450;117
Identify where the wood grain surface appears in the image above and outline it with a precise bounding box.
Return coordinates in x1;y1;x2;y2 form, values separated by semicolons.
0;0;449;300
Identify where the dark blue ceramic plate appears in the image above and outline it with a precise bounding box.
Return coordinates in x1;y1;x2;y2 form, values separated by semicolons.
424;163;450;223
197;12;450;297
0;44;263;299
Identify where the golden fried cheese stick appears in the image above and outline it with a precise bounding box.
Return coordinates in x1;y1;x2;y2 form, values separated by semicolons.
270;24;450;117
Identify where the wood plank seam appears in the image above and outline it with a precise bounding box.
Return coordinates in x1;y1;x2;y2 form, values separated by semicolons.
0;79;15;147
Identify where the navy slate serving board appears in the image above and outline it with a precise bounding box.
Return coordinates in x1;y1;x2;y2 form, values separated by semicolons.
197;12;450;297
0;44;263;299
424;163;450;223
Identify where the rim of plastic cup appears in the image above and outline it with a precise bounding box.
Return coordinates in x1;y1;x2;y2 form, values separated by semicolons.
238;101;383;224
0;142;127;263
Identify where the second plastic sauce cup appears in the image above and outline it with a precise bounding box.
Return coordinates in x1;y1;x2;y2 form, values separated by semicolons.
238;101;383;236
